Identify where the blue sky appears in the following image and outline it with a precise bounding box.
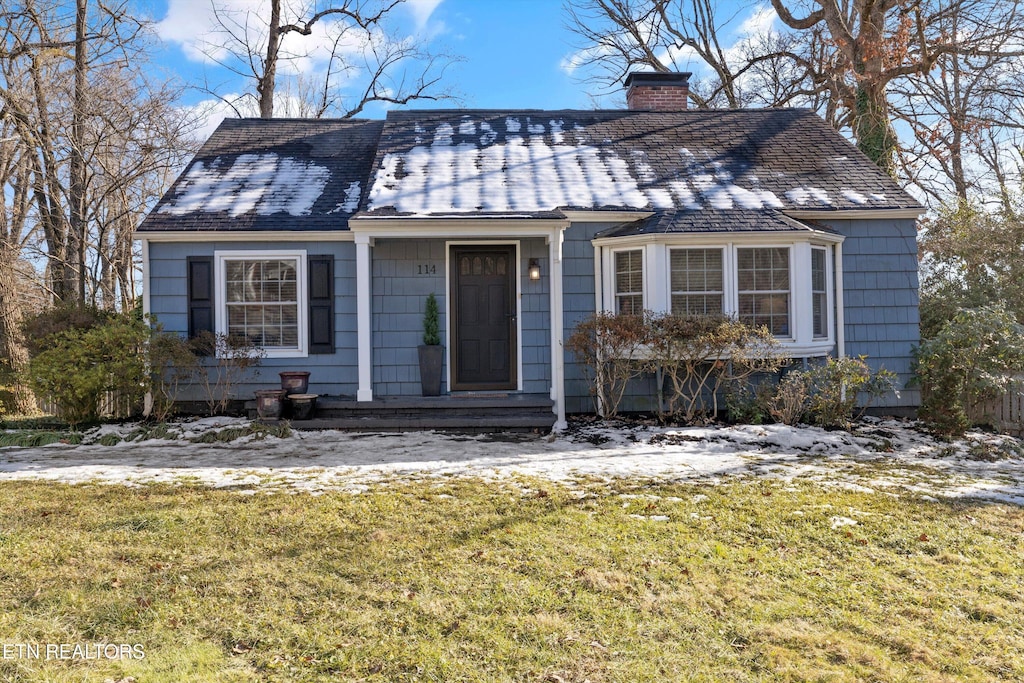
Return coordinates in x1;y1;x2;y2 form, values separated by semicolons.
142;0;769;132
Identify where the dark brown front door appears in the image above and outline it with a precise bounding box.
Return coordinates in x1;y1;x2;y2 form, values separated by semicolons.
450;245;516;391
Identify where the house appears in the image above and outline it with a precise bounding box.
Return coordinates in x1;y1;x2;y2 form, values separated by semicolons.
137;72;923;429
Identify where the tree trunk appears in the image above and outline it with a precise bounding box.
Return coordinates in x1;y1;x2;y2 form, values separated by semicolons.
69;0;89;303
0;242;37;415
258;0;282;118
853;81;898;177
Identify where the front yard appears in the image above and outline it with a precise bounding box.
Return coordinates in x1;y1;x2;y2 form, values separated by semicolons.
1;419;1022;681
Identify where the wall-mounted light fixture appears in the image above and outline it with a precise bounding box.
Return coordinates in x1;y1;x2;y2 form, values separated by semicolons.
528;259;541;281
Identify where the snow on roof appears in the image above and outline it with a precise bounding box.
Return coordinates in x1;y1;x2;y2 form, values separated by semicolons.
158;153;330;218
365;112;909;217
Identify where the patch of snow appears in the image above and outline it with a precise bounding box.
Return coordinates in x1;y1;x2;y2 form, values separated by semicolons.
160;154;330;217
549;120;565;144
458;119;475;136
870;193;887;202
527;122;545;135
335;181;361;213
505;117;521;133
830;516;858;529
785;186;832;206
479;122;497;146
842;189;868;204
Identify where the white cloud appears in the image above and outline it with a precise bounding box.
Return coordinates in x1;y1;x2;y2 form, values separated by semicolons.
405;0;444;32
738;4;777;38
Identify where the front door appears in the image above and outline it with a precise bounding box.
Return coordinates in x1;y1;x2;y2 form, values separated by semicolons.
450;245;517;391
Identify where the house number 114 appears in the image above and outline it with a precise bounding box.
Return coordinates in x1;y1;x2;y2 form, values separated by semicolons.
417;264;436;275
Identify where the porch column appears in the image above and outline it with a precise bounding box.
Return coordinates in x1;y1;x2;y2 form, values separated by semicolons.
549;228;567;430
356;234;373;402
835;241;845;358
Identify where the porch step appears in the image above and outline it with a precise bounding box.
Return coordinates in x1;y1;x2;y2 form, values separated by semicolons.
247;393;556;433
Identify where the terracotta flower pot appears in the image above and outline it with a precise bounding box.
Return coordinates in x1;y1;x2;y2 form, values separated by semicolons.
279;371;311;396
255;389;288;419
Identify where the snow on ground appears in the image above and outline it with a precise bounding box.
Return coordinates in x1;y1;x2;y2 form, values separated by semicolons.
1;417;1023;504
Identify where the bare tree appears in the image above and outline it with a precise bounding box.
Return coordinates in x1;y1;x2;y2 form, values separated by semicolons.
563;0;816;109
0;0;196;411
564;0;1024;181
890;2;1024;208
202;0;459;119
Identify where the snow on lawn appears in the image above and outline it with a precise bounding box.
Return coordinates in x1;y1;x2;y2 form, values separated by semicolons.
1;417;1023;504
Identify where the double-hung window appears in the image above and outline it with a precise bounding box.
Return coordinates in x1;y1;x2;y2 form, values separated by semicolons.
811;247;828;339
216;251;308;357
614;249;644;314
737;247;790;336
670;248;723;315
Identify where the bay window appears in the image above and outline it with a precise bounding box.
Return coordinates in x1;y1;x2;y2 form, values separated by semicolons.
598;235;840;354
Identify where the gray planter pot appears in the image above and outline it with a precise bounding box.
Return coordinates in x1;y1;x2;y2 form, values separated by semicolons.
418;345;444;396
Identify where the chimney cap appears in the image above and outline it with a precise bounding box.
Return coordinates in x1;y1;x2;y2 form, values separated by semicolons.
624;71;692;88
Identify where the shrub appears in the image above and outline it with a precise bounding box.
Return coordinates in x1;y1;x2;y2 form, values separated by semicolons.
187;331;266;416
566;312;650;418
766;356;897;428
21;304;114;355
27;313;150;426
423;293;441;346
647;313;782;423
767;371;812;425
147;328;201;421
801;356;897;428
724;381;777;425
915;305;1024;436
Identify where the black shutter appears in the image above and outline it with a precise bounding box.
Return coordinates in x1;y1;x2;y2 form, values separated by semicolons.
187;256;214;339
308;255;334;354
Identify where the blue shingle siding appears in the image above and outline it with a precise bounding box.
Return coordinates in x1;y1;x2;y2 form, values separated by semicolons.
147;240;359;399
560;222;659;414
371;239;447;396
827;217;920;408
369;237;551;397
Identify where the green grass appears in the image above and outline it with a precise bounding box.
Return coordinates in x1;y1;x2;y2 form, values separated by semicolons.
0;479;1021;682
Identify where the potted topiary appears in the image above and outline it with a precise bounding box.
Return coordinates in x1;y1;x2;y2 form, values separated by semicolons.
418;293;444;396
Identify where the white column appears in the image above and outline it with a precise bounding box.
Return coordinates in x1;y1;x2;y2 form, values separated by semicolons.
549;228;567;430
356;234;373;402
646;243;668;313
834;241;845;358
792;242;813;346
141;238;153;417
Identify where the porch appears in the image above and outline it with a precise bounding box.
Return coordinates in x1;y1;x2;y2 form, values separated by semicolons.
250;393;556;432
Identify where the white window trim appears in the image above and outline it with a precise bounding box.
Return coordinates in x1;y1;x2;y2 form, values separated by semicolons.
596;234;840;356
214;249;309;359
606;246;647;314
811;245;831;340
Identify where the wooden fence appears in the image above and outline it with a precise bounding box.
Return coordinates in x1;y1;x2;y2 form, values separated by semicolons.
36;391;140;421
969;388;1024;436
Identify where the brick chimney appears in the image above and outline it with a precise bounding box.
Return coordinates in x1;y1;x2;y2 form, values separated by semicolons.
625;72;692;111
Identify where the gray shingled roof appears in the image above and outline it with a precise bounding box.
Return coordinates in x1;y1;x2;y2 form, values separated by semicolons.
138;108;920;234
139;118;383;232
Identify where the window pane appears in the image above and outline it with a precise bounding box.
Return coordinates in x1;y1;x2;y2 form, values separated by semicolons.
670;249;723;315
737;248;790;336
813;292;826;337
615;250;643;312
812;248;827;338
672;294;723;316
223;258;300;349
